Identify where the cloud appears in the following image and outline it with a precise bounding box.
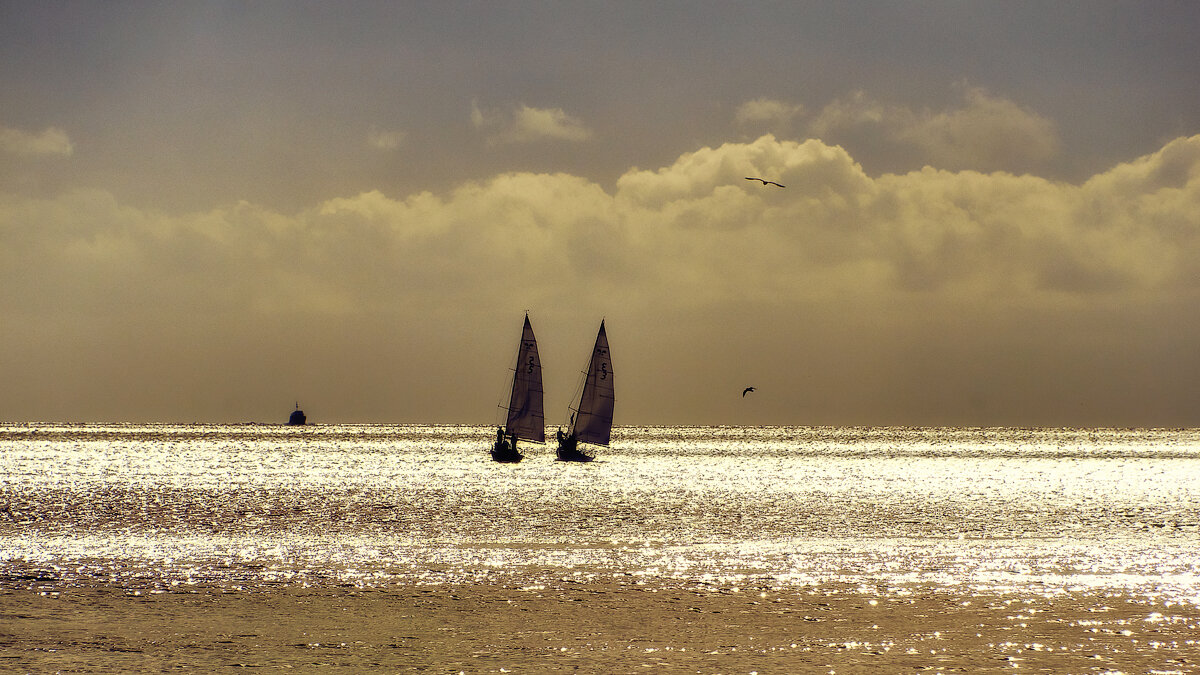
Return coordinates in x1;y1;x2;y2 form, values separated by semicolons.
900;87;1060;170
735;97;805;129
471;100;593;145
7;133;1196;319
809;90;886;135
3;134;1199;424
614;134;1175;303
366;127;406;150
0;125;74;156
810;87;1059;173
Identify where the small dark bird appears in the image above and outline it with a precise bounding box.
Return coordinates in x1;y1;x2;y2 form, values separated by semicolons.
742;387;755;397
745;177;785;188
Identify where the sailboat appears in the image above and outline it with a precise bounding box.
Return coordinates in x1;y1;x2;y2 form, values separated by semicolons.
491;314;545;463
555;320;614;462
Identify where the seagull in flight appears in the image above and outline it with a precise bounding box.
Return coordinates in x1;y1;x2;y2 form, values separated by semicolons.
742;387;756;397
745;177;785;188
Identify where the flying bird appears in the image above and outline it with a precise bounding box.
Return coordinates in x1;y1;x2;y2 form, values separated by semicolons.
742;387;755;397
745;177;785;188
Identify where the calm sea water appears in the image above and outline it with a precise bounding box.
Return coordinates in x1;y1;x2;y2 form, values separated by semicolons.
2;424;1198;601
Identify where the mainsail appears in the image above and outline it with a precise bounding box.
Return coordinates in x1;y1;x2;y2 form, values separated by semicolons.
505;315;546;442
569;321;614;447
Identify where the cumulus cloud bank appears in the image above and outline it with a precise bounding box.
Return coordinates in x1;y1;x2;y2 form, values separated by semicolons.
2;134;1198;424
5;132;1197;320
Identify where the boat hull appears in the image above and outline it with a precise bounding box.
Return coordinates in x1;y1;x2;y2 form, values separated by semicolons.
491;441;524;463
555;448;593;462
554;436;594;462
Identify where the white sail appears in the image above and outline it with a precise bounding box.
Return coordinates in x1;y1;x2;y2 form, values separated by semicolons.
505;315;546;442
569;321;614;447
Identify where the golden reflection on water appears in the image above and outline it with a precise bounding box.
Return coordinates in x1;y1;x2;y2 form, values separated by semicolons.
2;424;1199;604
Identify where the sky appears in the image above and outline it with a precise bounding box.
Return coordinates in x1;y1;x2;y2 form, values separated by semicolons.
3;1;1200;426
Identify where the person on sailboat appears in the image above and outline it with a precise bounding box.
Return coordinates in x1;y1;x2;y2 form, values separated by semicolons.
495;427;512;454
555;427;577;455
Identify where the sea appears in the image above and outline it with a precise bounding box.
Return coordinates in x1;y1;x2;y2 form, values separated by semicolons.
2;423;1198;604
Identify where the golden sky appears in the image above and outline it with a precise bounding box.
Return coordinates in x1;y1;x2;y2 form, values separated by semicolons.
2;3;1199;425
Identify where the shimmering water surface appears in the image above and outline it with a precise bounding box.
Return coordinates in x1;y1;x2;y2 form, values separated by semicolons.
3;424;1199;602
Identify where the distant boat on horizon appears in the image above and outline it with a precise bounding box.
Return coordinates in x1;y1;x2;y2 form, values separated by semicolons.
555;320;614;462
287;403;306;426
492;314;545;463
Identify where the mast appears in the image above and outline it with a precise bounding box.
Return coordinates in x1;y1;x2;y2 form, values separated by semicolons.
569;321;614;447
504;314;545;442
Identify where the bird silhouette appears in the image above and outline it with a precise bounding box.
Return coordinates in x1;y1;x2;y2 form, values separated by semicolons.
742;387;755;397
745;177;785;188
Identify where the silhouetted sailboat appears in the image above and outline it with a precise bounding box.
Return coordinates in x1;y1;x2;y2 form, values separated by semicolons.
555;321;614;462
492;314;545;463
